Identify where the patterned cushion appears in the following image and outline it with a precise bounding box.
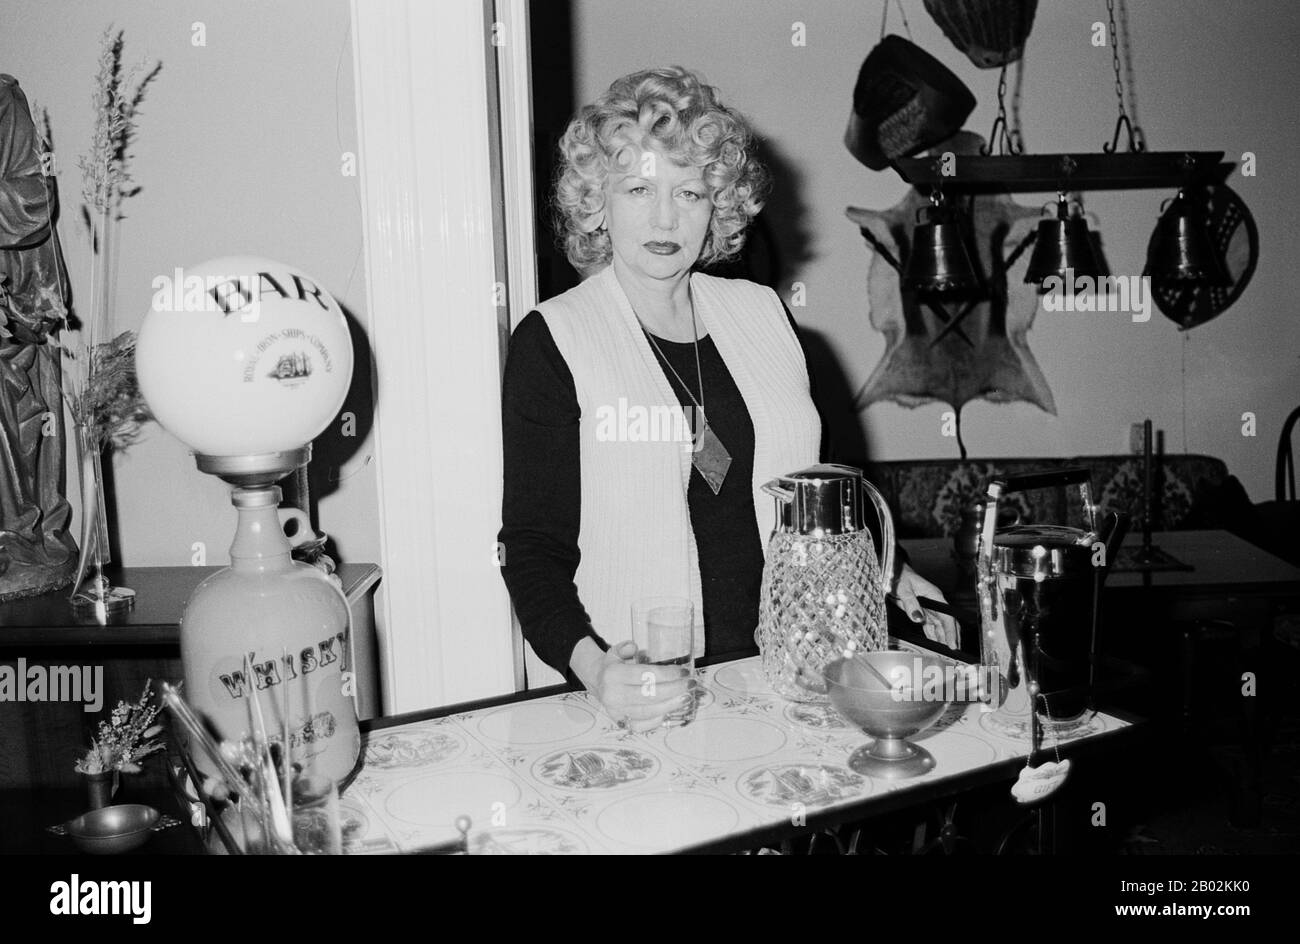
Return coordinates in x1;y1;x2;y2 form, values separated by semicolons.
864;455;1229;539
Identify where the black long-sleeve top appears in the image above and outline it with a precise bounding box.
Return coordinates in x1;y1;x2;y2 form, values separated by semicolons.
497;306;900;681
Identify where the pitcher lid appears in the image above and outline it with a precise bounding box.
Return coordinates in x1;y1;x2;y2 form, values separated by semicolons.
768;464;868;535
778;463;863;483
992;524;1090;548
992;524;1094;578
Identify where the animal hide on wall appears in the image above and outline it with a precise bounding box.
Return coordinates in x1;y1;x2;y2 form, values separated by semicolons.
846;133;1055;449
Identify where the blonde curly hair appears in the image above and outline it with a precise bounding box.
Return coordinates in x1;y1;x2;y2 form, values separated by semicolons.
553;66;769;272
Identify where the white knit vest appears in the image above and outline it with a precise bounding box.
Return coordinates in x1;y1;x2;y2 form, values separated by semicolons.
534;265;820;662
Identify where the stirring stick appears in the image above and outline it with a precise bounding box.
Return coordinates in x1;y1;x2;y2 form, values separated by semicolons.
246;652;293;850
162;683;253;806
281;646;292;835
244;654;270;849
163;681;288;849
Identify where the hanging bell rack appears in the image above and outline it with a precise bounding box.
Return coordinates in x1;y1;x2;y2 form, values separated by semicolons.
895;149;1224;195
897;0;1227;195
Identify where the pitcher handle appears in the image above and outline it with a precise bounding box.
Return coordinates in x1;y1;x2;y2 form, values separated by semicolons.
860;479;896;594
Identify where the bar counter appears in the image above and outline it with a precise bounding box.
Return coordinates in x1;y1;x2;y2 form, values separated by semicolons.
335;646;1134;855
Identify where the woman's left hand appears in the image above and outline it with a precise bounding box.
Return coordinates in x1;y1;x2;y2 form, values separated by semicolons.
891;563;960;650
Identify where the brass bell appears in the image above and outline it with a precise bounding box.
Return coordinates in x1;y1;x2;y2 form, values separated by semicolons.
903;200;980;292
1024;194;1103;287
1144;190;1230;285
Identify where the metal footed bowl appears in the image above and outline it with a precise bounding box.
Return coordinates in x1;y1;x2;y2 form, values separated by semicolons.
824;650;954;780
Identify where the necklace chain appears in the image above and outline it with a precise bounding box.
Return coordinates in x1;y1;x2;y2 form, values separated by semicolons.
641;303;707;421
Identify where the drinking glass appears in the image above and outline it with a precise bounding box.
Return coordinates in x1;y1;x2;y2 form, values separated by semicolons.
630;596;697;727
291;775;342;854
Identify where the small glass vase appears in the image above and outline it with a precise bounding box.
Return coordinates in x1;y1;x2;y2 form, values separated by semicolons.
81;769;120;810
69;420;135;615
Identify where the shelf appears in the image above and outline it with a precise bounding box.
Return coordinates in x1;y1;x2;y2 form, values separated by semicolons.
0;563;381;648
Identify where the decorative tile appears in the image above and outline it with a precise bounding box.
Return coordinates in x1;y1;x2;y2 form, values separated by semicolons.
662;716;788;763
339;654;1126;853
915;730;1000;774
362;728;465;770
711;660;775;695
737;763;872;810
383;769;522;828
783;701;851;730
477;701;598;745
470;826;589;855
595;791;742;850
532;746;660;791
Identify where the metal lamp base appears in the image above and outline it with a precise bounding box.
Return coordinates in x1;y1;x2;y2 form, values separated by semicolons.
195;446;311;488
70;574;136;614
847;739;936;780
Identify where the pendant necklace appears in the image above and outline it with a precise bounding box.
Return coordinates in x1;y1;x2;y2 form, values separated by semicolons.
640;300;732;495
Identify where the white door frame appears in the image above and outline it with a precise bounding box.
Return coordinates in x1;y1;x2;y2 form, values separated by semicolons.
490;0;546;690
350;0;518;712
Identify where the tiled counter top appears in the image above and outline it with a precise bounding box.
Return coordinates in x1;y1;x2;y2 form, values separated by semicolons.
341;655;1130;854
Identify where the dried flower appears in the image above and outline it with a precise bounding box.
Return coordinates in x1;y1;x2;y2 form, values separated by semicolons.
74;679;166;774
53;28;160;454
77;28;160;216
63;330;154;450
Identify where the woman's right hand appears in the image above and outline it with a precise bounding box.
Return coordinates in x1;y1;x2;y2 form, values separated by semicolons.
570;638;696;732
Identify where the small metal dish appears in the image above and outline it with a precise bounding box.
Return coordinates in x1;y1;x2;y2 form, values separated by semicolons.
66;804;160;855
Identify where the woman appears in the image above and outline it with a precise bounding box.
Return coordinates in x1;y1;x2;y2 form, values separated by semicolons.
499;67;955;731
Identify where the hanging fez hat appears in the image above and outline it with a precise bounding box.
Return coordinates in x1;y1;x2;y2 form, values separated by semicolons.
923;0;1039;70
845;35;977;171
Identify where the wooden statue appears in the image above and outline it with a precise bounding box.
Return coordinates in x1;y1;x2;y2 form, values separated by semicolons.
0;74;78;599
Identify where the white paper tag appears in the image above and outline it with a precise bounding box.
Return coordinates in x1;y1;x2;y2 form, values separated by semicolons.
1011;759;1071;804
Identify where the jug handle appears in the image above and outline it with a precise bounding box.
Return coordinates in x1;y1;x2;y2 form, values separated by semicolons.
860;479;896;594
762;480;793;502
276;507;314;550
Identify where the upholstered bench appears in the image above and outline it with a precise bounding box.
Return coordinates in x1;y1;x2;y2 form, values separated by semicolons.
861;454;1229;539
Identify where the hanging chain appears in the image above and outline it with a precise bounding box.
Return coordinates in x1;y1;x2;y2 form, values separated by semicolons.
1107;0;1126;119
896;0;913;39
879;0;913;40
982;64;1020;155
1103;0;1143;151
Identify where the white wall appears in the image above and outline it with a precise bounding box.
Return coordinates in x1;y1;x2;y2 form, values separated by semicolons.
0;0;381;571
4;0;1295;711
570;0;1300;501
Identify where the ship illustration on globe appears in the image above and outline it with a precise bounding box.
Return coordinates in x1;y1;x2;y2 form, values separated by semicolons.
270;351;312;385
